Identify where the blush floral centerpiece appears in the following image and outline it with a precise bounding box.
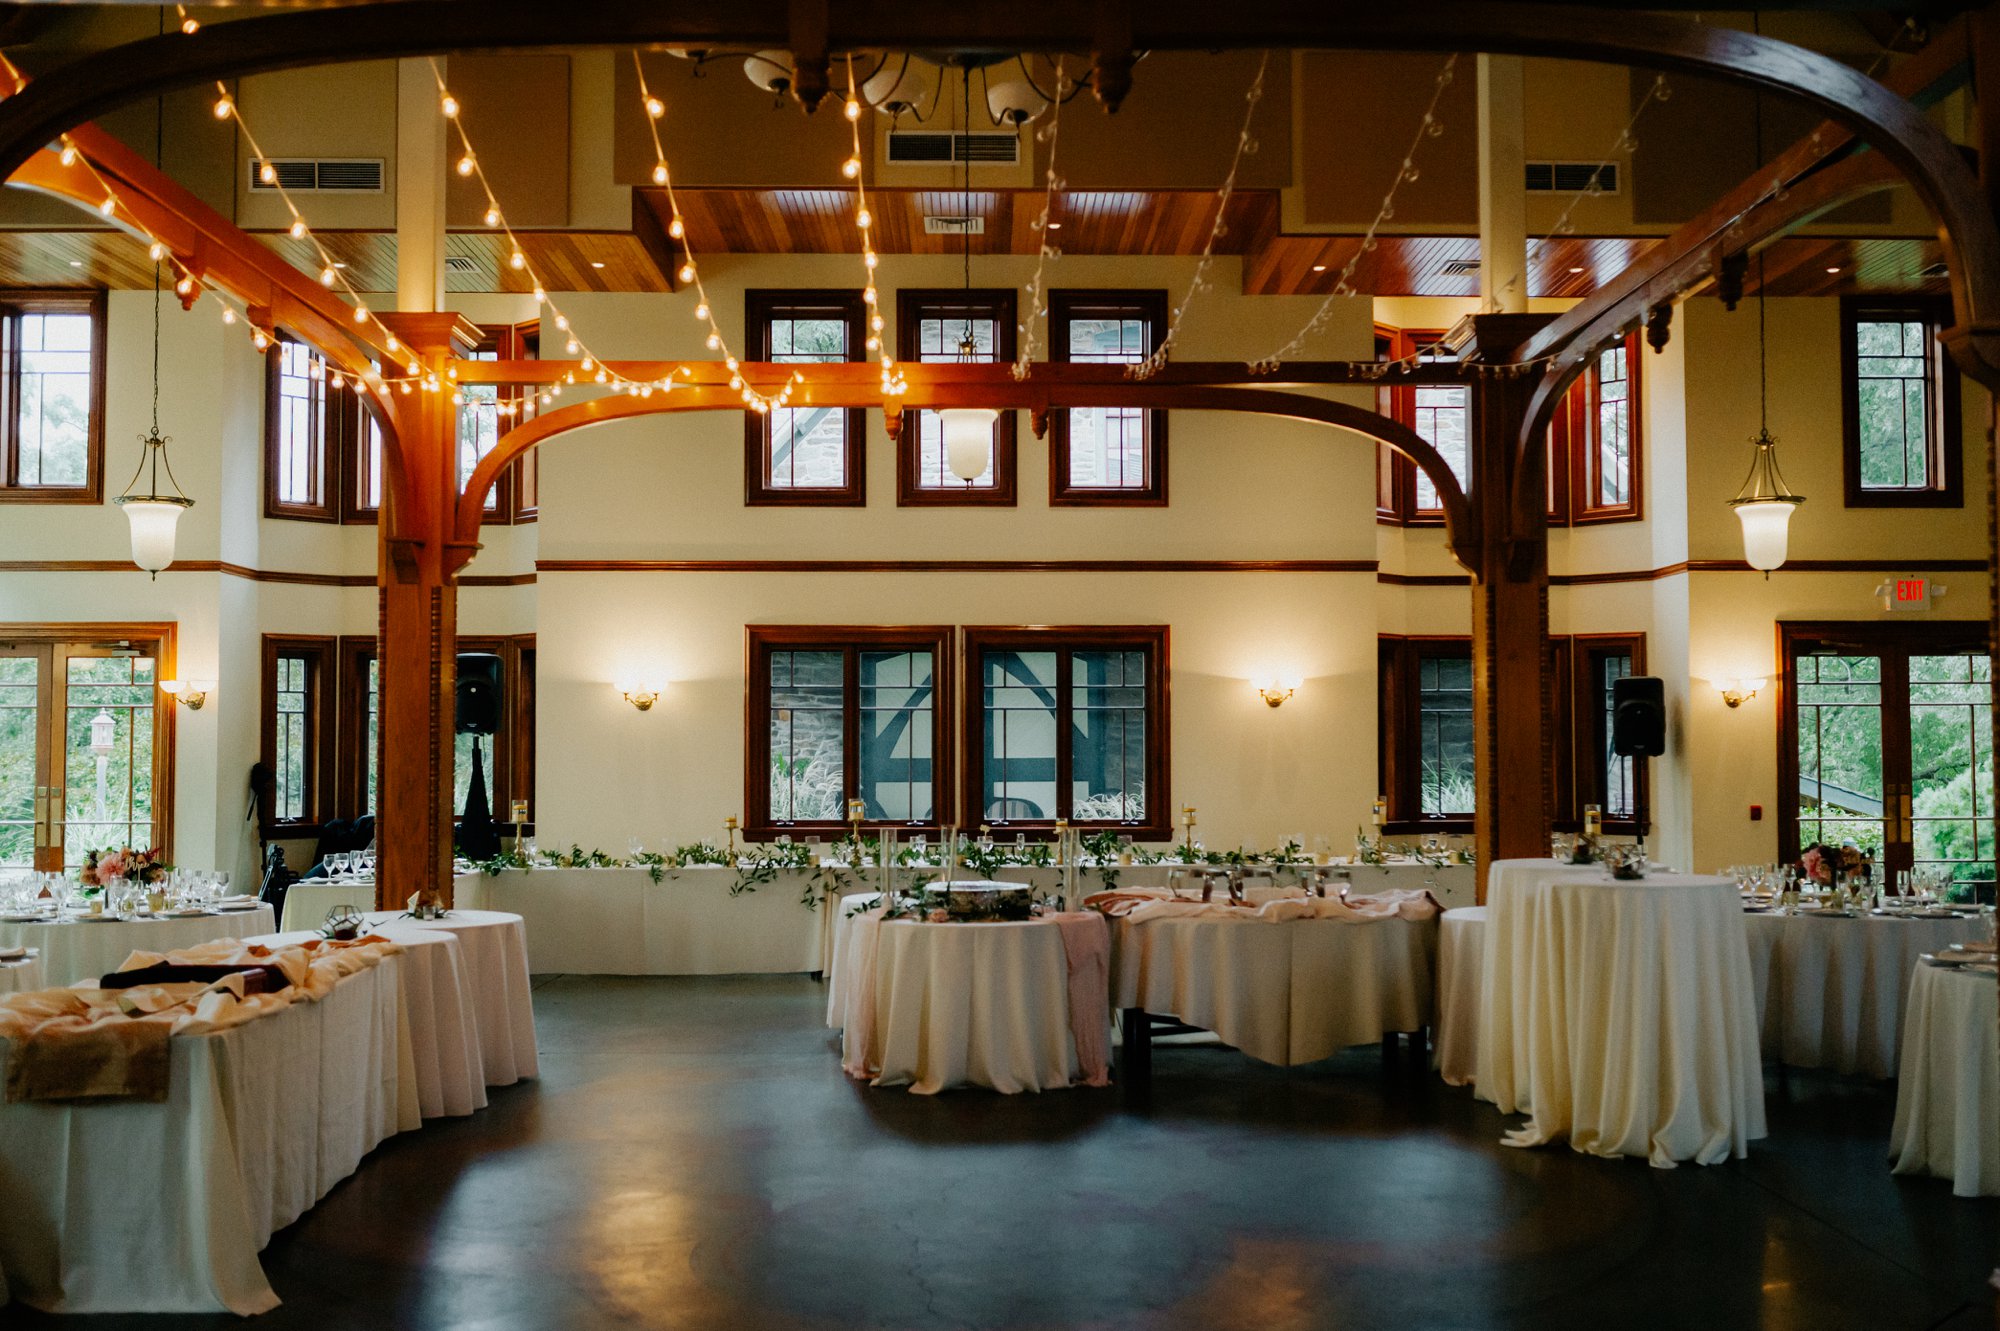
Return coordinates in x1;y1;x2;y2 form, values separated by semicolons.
81;846;170;887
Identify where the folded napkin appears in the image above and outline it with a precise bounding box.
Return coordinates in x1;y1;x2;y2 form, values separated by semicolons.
1048;912;1112;1087
1951;939;1997;954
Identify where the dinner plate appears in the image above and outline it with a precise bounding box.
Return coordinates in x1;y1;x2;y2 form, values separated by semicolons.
79;914;124;922
163;908;212;918
0;913;44;923
1801;908;1856;918
214;900;262;911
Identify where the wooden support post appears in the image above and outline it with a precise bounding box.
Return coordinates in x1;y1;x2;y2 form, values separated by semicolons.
1462;313;1558;902
372;313;482;912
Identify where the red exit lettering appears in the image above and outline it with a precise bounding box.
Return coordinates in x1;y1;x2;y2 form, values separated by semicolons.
1898;579;1926;602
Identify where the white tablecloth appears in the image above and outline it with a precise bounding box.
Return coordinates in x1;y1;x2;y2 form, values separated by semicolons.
1743;909;1987;1079
1109;912;1437;1066
0;953;44;995
835;914;1104;1093
1435;906;1486;1086
1891;962;2000;1197
0;955;416;1315
0;906;275;989
251;926;488;1119
369;909;538;1086
1476;859;1766;1167
280;880;379;934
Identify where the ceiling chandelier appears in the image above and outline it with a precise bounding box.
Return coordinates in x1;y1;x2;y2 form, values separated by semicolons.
739;50;1085;126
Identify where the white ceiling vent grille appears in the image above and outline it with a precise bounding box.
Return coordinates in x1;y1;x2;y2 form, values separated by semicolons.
444;255;482;274
248;158;385;193
1525;161;1619;194
1438;259;1482;277
886;131;1020;166
922;215;985;235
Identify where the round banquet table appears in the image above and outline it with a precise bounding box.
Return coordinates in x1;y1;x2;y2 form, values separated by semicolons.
834;909;1108;1094
1476;859;1766;1167
0;950;44;994
1108;908;1437;1066
1434;905;1487;1086
280;880;380;935
358;909;538;1085
0;905;275;988
1890;961;1999;1197
249;926;488;1119
1743;908;1987;1079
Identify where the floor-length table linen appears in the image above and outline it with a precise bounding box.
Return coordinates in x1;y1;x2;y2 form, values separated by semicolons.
368;909;537;1085
250;925;488;1118
1476;859;1766;1167
835;912;1108;1094
1743;910;1985;1078
0;907;274;988
1435;906;1486;1086
1890;963;2000;1197
281;881;378;934
0;953;43;995
1109;912;1437;1066
0;954;412;1315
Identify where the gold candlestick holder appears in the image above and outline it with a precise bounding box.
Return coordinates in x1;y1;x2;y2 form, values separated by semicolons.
846;799;865;862
1181;805;1197;859
724;816;739;867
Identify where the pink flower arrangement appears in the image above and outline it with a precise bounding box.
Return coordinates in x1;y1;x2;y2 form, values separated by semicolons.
1800;847;1823;885
81;846;168;887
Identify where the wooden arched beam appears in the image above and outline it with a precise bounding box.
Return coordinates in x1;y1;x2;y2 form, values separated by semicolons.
0;3;1993;371
456;383;1475;571
1506;149;1908;538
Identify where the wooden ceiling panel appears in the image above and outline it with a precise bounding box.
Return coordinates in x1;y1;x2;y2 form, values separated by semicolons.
0;229;158;288
248;229;673;294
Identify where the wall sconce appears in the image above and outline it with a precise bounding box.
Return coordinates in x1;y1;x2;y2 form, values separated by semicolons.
160;679;213;710
1255;675;1298;708
1716;677;1765;709
617;681;661;711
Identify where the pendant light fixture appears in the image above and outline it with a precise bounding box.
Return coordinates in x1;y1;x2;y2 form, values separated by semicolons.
937;62;996;484
1728;18;1802;575
115;76;193;580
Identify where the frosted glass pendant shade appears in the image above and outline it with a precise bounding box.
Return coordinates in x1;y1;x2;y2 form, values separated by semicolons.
1728;427;1804;573
115;496;192;574
939;407;998;482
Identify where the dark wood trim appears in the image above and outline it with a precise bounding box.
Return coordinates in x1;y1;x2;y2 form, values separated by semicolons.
1684;557;1991;574
1048;289;1169;507
1376;572;1474;587
743;289;868;507
334;633;376;822
0;560;536;586
259;634;336;837
540;558;1377;574
1377;634;1475;835
1839;294;1964;509
960;624;1171;841
743;624;956;841
0;290;106;505
895;288;1018;507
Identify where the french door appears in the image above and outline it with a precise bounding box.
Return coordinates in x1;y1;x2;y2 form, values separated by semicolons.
1781;621;1993;883
0;631;172;870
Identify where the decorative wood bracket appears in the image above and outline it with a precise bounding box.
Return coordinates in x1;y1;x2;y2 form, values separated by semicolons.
1031;405;1051;439
1090;1;1134;112
1715;252;1750;311
788;0;831;112
386;537;422;583
1644;303;1672;354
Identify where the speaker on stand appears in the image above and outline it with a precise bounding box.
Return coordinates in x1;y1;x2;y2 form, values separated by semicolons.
1611;676;1666;862
455;653;503;861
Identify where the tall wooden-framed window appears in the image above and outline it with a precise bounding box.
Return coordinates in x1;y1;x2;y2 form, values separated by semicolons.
0;292;106;505
896;288;1017;506
458;321;540;524
1375;328;1468;526
0;624;176;869
1840;296;1962;508
1549;632;1648;834
744;290;867;506
1377;635;1474;832
745;626;953;840
332;634;535;825
260;635;335;835
962;625;1170;839
1048;290;1168;505
263;335;388;523
1550;333;1642;524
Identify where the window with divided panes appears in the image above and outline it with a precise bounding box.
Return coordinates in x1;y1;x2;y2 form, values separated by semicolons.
745;291;867;505
0;292;104;504
1048;291;1168;505
896;289;1017;505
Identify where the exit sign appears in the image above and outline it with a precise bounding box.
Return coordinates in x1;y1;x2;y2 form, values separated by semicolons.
1885;576;1933;612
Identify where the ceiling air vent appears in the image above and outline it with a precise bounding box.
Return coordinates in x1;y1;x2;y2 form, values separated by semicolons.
923;215;985;235
1919;261;1950;280
886;130;1020;166
444;255;482;274
1439;259;1482;277
248;158;385;193
1526;161;1619;194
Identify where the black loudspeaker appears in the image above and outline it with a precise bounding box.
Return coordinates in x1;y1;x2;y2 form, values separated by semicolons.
455;653;503;735
1611;676;1667;757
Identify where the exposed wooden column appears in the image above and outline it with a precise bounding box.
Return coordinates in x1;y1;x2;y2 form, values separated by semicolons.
373;313;481;911
1477;54;1528;313
1462;312;1558;900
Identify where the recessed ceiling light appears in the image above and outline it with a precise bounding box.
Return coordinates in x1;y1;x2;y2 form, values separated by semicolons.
67;260;81;267
1046;221;1062;230
332;261;348;269
591;260;606;268
1311;263;1327;272
1825;265;1840;274
1568;266;1585;274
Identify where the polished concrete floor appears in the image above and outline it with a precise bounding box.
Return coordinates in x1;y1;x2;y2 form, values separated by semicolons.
16;973;1999;1330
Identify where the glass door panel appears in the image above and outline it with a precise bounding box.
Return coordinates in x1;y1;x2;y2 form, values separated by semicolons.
1793;652;1887;861
58;647;158;867
0;646;51;868
1908;653;1994;884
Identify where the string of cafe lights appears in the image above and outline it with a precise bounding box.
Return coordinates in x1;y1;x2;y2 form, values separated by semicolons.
1133;50;1268;379
840;56;903;398
630;52;796;412
431;58;687;406
1012;55;1070;380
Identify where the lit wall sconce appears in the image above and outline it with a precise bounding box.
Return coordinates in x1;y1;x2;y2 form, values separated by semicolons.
617;681;662;712
1255;675;1298;708
159;679;213;710
1716;677;1765;709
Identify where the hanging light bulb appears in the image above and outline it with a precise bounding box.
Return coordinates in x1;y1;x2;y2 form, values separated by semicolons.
1730;428;1804;572
118;276;194;579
